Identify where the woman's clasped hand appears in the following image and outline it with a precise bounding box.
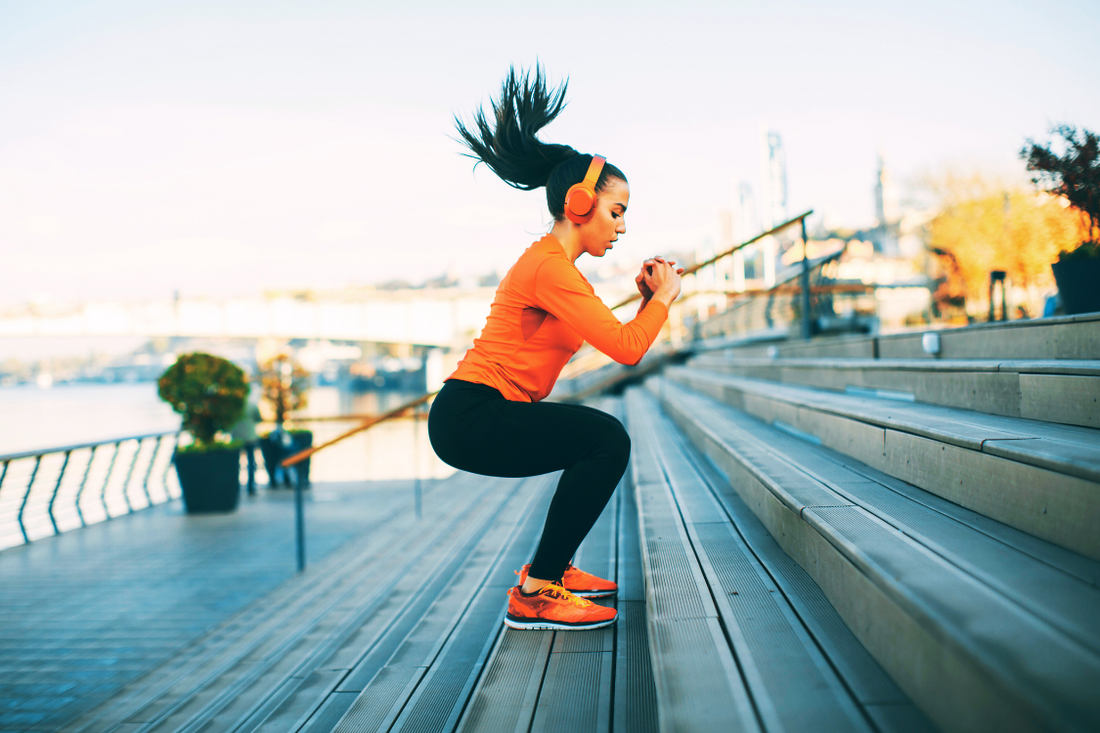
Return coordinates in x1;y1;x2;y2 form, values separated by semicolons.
635;256;684;306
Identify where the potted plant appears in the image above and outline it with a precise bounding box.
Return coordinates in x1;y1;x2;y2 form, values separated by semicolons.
257;353;313;487
158;352;250;512
1022;124;1100;315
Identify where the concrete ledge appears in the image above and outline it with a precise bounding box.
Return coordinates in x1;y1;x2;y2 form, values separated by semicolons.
653;381;1100;733
711;314;1100;361
666;367;1100;560
688;355;1100;427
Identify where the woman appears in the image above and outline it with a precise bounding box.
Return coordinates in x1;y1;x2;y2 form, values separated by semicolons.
428;68;682;631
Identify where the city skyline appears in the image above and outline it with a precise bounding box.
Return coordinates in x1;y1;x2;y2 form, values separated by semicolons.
3;1;1099;307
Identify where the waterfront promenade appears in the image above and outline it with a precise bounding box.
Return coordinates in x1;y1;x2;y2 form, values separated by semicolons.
0;479;441;732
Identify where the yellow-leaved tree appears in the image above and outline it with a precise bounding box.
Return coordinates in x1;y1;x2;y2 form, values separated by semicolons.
926;173;1089;319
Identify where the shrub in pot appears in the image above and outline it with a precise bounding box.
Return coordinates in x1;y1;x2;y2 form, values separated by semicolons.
1022;124;1100;315
257;353;312;487
158;352;249;512
1051;242;1100;315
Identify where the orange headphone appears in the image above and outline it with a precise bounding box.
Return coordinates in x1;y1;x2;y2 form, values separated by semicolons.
563;155;606;224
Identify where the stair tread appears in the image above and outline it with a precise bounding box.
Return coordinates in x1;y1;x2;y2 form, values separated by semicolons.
670;366;1100;481
656;377;1100;730
692;355;1100;376
624;393;761;732
627;389;934;733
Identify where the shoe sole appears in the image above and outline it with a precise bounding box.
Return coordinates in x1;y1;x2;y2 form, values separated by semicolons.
571;589;616;599
514;584;617;599
504;615;617;631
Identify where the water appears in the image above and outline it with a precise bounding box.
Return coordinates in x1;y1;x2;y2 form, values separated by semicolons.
0;383;179;455
0;383;453;482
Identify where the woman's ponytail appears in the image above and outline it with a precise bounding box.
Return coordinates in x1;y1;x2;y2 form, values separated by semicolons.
456;66;627;221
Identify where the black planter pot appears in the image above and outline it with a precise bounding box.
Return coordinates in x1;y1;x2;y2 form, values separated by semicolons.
289;430;313;487
1052;259;1100;315
259;433;284;487
174;446;241;513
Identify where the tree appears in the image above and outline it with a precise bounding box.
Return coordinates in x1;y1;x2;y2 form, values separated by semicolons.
926;173;1086;317
258;353;310;425
1021;124;1100;253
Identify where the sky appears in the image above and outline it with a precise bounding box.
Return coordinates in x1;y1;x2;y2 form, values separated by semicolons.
2;0;1098;306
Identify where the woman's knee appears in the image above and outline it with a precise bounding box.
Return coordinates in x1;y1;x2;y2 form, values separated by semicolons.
613;418;631;457
598;417;631;469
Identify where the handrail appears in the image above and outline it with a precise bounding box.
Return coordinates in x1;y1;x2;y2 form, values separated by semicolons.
0;430;180;551
278;210;815;469
609;210;813;310
281;390;437;468
0;430;179;463
559;247;844;403
283;411;445;423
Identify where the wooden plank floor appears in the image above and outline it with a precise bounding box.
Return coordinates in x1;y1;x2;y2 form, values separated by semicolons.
0;479;443;732
2;451;660;733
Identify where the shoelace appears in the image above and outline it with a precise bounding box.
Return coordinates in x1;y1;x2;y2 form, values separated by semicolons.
541;582;592;608
510;580;593;607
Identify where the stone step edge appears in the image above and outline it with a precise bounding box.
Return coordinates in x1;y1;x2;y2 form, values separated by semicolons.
653;379;1100;733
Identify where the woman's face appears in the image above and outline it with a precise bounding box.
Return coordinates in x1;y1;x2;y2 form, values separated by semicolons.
579;177;629;258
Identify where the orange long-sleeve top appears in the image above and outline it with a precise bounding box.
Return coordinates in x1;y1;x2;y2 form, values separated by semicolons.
447;234;669;402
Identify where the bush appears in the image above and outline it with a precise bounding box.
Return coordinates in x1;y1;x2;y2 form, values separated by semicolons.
258;353;310;425
158;352;249;449
1057;240;1100;262
925;174;1083;315
1022;124;1100;259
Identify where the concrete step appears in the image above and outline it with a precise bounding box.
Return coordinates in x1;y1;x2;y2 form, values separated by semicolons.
664;366;1100;561
651;375;1100;733
688;355;1100;428
624;388;935;733
721;313;1100;361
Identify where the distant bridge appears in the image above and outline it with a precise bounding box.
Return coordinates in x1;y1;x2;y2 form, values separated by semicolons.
0;289;500;347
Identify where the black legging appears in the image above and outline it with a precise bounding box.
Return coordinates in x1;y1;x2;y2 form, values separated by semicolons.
428;378;630;581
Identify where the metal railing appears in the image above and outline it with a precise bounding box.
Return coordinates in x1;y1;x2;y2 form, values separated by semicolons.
555;211;831;396
87;210;822;568
691;248;858;342
278;391;436;571
0;213;835;560
563;262;867;403
0;431;180;552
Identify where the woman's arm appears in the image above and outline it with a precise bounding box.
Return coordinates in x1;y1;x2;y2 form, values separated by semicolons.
635;256;683;316
534;257;672;365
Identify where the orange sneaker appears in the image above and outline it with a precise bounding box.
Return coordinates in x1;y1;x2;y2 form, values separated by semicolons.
505;580;617;631
515;563;618;598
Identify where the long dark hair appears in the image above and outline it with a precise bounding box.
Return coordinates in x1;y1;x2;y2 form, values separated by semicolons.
455;66;627;221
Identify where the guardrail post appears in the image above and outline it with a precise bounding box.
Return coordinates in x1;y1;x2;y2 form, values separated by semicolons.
163;433;179;499
295;471;306;572
801;217;812;340
100;442;122;518
75;446;96;527
0;460;9;514
120;439;142;511
413;404;422;520
140;436;160;506
47;451;71;536
18;456;43;544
